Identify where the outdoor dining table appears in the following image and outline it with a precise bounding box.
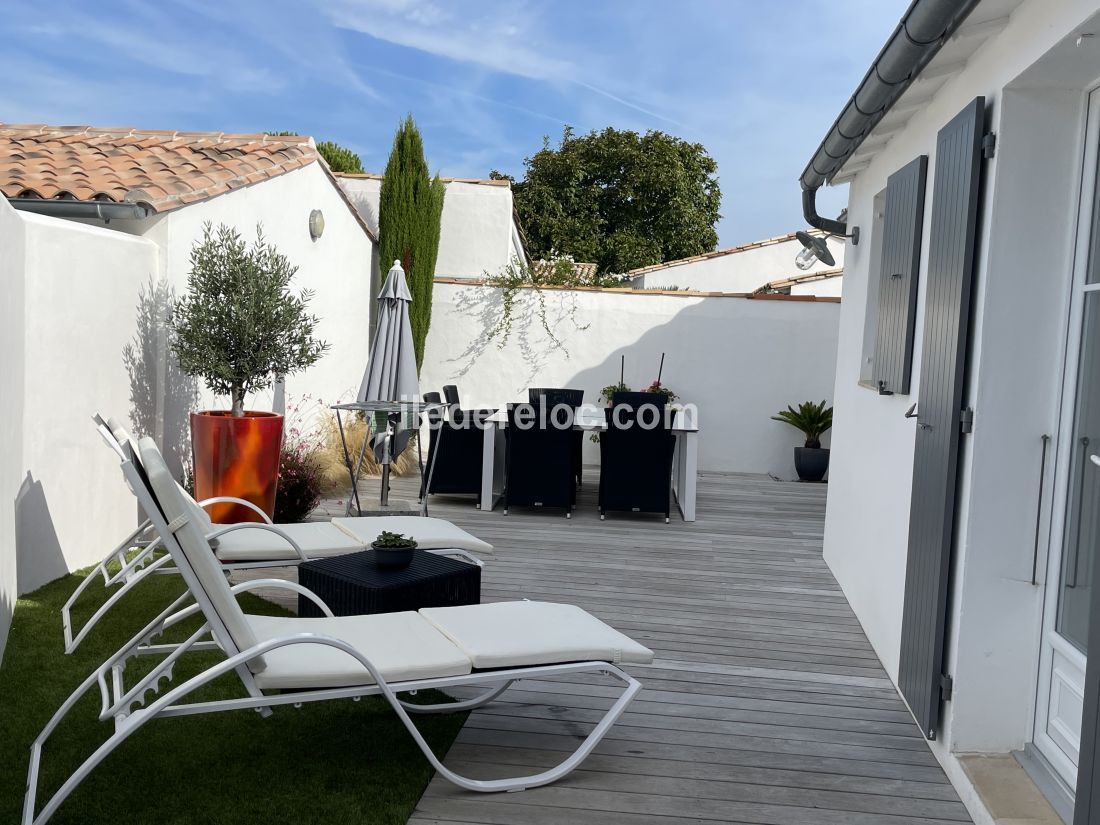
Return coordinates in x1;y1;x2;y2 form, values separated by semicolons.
477;405;700;521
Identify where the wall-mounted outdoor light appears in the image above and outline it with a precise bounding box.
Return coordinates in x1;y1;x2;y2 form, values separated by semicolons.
309;209;325;241
793;230;836;270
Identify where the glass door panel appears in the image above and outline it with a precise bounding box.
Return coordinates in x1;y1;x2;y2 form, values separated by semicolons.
1057;291;1100;653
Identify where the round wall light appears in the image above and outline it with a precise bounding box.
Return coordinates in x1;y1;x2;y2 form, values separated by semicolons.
309;209;325;241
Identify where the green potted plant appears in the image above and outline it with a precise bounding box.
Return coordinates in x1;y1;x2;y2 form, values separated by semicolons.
772;400;833;482
371;530;418;569
645;380;677;404
171;223;328;523
600;381;631;406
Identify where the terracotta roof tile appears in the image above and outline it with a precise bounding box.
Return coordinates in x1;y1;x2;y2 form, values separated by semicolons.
624;230;831;277
0;123;319;212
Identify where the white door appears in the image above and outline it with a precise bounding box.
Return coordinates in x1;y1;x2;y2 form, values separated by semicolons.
1035;88;1100;788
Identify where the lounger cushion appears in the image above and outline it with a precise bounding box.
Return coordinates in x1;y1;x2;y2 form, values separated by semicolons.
332;516;493;555
214;522;363;562
420;601;655;668
110;419;219;545
139;438;267;672
247;612;472;689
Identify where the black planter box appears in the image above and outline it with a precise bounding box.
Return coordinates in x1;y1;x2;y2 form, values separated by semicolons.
297;549;481;616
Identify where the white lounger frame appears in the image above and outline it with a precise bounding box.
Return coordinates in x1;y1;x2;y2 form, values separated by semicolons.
63;421;482;653
25;452;641;825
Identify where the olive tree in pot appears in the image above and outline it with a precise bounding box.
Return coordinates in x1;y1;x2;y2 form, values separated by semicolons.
171;223;328;523
772;400;833;482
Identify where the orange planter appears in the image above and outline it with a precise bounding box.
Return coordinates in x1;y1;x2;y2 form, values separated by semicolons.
191;411;283;524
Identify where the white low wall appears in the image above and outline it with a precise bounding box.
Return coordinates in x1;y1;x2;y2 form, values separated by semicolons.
0;198;26;664
420;281;840;476
0;203;159;662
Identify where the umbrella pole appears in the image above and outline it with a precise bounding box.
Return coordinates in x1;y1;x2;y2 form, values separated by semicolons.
380;463;391;507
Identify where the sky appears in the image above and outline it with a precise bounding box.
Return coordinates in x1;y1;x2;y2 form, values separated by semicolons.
2;0;907;247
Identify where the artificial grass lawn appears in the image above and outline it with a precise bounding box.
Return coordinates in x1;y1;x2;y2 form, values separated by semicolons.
0;565;467;825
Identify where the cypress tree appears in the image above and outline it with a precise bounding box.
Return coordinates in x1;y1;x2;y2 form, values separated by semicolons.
378;115;445;372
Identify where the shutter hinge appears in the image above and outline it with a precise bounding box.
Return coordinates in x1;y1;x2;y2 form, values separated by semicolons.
877;380;893;396
940;673;954;701
960;407;974;434
982;133;996;159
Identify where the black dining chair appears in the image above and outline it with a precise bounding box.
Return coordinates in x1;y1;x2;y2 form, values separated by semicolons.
528;388;585;487
599;392;676;523
422;401;494;507
504;401;576;518
443;385;461;406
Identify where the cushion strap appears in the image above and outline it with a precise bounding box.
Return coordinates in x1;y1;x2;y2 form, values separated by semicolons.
166;514;190;534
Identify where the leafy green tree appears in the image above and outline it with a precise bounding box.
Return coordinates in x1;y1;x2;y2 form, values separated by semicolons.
171;223;329;416
267;132;364;174
316;140;364;174
378;115;445;371
498;127;721;274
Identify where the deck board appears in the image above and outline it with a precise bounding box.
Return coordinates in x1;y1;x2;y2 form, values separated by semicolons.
237;469;969;824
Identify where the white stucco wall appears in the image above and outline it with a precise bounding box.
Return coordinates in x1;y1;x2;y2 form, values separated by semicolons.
0;198;26;664
791;276;844;298
337;176;523;278
421;282;840;477
0;207;159;661
635;235;845;294
821;0;1100;783
135;164;377;419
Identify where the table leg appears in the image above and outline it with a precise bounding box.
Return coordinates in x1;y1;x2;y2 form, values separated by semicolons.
480;421;501;510
674;430;698;522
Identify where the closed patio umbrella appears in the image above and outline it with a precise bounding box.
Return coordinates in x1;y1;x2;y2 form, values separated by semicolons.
358;260;420;505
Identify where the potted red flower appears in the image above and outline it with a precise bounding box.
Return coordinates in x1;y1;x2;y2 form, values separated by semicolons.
171;223;328;522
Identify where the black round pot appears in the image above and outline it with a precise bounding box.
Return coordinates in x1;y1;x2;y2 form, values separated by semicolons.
371;542;417;570
794;447;830;482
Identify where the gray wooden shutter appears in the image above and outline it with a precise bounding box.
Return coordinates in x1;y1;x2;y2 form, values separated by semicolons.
898;98;985;740
872;155;928;395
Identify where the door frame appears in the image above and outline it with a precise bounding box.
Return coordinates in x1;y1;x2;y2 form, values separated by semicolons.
1034;83;1100;788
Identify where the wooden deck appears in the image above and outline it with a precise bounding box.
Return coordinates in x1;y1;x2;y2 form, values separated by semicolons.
254;470;971;825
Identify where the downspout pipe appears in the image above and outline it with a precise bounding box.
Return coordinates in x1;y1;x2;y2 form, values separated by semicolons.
7;198;151;222
799;0;982;239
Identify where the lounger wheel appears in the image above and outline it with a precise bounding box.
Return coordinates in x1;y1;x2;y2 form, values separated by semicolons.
600;513;605;521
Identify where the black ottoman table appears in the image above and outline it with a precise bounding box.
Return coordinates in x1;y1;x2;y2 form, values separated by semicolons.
297;549;481;617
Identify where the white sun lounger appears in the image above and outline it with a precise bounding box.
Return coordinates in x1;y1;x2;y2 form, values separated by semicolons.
63;418;492;653
23;438;652;825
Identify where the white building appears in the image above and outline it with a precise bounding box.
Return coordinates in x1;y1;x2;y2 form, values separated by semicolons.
0;124;378;658
336;173;528;279
624;230;845;295
804;1;1100;822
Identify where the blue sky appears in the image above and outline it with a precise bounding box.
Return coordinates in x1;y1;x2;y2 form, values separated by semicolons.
2;0;905;246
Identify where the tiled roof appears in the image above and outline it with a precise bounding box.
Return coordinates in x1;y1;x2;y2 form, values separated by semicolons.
0;124;318;212
624;230;829;277
759;266;844;293
571;262;599;281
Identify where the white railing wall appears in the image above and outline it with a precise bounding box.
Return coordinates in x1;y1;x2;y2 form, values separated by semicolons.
0;201;160;662
420;280;840;476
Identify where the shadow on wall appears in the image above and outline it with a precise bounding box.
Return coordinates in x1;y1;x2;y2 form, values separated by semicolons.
122;277;198;479
429;286;837;477
447;285;587;386
15;472;67;594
